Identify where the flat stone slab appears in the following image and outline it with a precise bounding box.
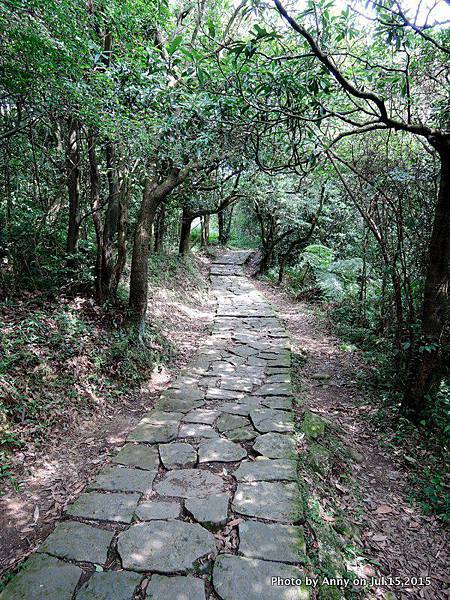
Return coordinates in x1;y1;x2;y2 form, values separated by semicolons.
262;397;293;410
233;482;302;523
112;443;160;470
209;361;235;375
198;438;247;463
128;412;182;443
159;442;197;469
257;382;292;396
76;571;142;600
206;388;243;401
217;413;249;432
185;493;229;527
88;466;156;494
213;250;252;265
250;408;294;433
265;373;291;384
183;409;219;424
66;492;140;523
266;366;290;375
246;357;269;367
223;427;258;442
154;469;225;498
215;403;254;416
118;521;216;573
155;397;204;413
253;433;296;459
235;395;265;406
221;378;254;391
0;554;82;600
179;423;219;439
213;554;309;600
134;499;180;521
234;458;297;482
146;575;206;600
239;521;306;563
37;521;113;564
162;387;205;401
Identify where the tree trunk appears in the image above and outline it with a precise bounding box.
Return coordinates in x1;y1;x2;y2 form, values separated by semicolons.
218;210;226;245
111;175;130;297
179;208;193;256
201;214;210;248
129;179;160;334
403;144;450;420
154;205;166;253
129;168;186;334
218;206;233;245
258;245;274;274
87;130;104;302
99;141;120;302
66;117;81;254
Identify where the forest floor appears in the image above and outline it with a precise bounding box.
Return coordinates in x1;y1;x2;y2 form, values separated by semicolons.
0;253;215;577
0;250;448;600
252;273;449;599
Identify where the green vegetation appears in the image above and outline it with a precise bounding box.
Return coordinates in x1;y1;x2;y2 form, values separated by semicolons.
0;0;448;512
0;255;206;480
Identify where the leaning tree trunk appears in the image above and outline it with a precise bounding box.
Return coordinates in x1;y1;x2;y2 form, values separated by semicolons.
129;167;186;334
179;208;193;256
403;144;450;421
66;117;81;254
258;245;274;275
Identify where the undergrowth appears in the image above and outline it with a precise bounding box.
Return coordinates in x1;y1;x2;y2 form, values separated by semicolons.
261;266;449;523
322;305;450;524
147;252;208;296
0;254;208;483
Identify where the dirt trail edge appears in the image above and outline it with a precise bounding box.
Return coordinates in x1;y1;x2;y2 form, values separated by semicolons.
0;250;311;600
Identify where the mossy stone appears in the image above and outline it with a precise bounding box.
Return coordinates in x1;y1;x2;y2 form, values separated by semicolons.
318;585;343;600
332;516;358;539
308;443;331;476
301;411;326;438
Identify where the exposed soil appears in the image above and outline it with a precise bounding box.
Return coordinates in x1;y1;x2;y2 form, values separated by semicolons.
0;254;215;576
253;276;449;599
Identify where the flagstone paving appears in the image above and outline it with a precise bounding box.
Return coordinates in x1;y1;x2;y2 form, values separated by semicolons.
0;250;308;600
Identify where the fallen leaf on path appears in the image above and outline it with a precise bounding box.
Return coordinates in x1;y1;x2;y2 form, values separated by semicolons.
371;533;388;542
375;505;393;514
226;518;242;528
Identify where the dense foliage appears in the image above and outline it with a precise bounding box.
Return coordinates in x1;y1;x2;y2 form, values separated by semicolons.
0;0;448;480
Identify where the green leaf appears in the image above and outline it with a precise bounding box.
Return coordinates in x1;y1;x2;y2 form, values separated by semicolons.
167;35;183;56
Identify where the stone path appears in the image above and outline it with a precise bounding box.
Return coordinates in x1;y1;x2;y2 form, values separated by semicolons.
1;251;308;600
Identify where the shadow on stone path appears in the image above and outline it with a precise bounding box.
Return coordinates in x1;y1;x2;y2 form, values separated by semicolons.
0;251;308;600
